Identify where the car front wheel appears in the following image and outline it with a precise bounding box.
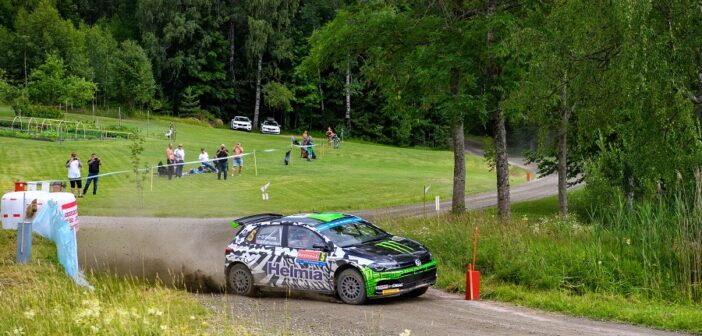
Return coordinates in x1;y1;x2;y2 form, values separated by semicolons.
336;269;367;305
227;264;257;296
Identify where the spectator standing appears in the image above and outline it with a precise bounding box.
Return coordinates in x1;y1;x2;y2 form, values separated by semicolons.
65;152;83;198
326;127;335;145
232;143;244;176
199;148;218;172
174;143;185;178
82;153;101;195
215;144;229;180
166;143;175;180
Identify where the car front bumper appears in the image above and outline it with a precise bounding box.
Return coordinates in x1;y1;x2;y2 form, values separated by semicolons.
261;128;280;134
362;259;438;298
233;124;252;130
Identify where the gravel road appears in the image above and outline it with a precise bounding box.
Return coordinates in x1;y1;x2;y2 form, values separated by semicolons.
75;144;684;336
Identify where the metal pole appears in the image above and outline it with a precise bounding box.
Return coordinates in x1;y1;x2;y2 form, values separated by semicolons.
150;166;154;191
423;186;427;218
16;222;32;264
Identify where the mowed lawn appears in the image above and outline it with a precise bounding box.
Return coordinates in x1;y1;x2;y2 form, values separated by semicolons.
0;107;526;217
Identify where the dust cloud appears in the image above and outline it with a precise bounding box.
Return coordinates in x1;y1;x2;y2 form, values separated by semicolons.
78;216;236;293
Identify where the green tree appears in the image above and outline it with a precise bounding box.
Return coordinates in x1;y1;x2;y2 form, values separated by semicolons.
263;81;294;120
179;86;201;116
243;0;300;130
111;40;155;109
27;53;66;105
15;0;90;78
63;75;97;107
502;1;621;216
302;3;486;213
84;24;118;108
137;0;230;116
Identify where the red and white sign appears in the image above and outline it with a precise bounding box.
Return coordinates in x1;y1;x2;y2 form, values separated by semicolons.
61;200;79;231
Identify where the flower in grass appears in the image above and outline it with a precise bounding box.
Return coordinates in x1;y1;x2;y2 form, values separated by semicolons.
624;238;631;246
11;326;24;335
572;223;583;233
521;215;529;222
90;325;100;333
23;309;35;320
399;329;412;336
190;315;196;320
160;324;169;331
147;307;164;316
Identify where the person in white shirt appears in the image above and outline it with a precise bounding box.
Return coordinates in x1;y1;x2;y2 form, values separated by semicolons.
174;144;185;178
65;152;83;197
199;148;217;172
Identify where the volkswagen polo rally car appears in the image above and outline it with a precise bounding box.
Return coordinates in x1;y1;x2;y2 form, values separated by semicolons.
225;213;437;304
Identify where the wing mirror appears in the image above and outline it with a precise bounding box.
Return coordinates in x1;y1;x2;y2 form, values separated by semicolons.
312;243;331;252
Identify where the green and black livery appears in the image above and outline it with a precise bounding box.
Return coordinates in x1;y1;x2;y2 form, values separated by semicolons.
225;212;437;304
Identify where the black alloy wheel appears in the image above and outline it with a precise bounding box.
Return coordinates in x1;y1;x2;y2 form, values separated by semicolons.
227;264;256;297
336;269;367;305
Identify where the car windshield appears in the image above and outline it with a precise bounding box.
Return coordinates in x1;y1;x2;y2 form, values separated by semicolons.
317;220;389;247
235;117;250;122
264;121;278;126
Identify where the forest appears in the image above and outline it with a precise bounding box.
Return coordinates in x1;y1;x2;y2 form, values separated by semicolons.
0;0;701;219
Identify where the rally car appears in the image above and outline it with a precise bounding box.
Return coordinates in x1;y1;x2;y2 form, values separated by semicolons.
224;213;437;304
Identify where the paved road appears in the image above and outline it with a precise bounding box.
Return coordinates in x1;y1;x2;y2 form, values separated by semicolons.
76;144;680;336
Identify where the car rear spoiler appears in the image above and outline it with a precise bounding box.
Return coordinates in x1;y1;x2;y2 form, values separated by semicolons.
231;213;283;229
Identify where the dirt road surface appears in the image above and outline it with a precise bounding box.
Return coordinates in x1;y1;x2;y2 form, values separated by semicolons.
77;145;681;335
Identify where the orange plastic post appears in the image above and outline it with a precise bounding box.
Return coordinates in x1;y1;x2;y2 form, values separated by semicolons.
465;225;481;300
526;171;532;182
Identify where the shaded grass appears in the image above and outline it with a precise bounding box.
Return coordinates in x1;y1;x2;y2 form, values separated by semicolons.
375;192;702;333
0;105;526;217
0;229;254;335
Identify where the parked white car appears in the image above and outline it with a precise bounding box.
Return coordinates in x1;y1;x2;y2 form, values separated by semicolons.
260;119;281;134
230;116;252;131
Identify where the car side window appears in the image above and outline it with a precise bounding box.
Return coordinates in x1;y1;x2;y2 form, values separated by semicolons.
255;225;282;246
287;226;324;250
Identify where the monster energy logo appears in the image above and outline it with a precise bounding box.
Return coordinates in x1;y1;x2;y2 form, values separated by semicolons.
376;241;414;254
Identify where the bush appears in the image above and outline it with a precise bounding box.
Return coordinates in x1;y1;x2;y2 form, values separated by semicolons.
16;105;65;119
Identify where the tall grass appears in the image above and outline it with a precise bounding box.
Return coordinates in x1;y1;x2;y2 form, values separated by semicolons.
0;230;253;335
589;173;702;304
376;189;702;332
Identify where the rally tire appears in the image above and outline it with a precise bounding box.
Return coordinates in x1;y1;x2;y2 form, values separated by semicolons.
227;264;257;297
404;286;429;298
336;269;367;305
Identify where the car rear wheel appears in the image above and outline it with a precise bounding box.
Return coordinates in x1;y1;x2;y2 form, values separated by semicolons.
404;286;428;298
227;264;256;296
336;269;367;305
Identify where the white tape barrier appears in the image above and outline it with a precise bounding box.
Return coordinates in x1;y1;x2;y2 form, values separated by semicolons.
26;149;283;185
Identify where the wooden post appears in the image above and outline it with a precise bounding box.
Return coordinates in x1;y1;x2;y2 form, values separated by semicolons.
150;167;154;191
254;150;258;176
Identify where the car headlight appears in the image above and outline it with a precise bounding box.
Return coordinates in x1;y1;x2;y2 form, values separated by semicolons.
368;262;400;272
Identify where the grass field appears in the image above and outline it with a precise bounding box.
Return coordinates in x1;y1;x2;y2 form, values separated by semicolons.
0;229;256;335
0;106;526;217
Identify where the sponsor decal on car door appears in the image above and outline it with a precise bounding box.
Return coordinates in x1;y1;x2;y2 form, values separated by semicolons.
273;248;332;291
